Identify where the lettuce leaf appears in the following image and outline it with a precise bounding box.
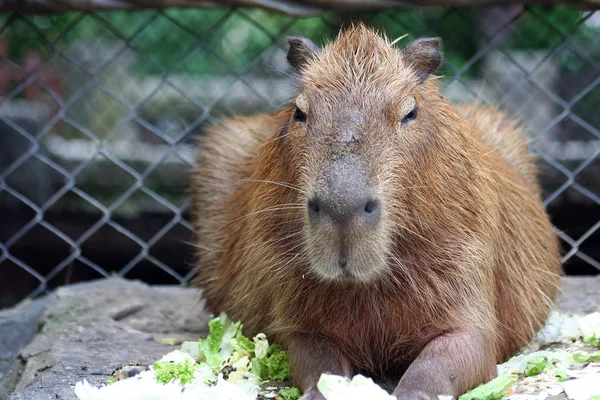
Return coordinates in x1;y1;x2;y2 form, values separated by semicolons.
585;334;600;347
235;330;255;354
458;374;518;400
572;351;600;363
198;317;227;368
546;366;569;382
265;344;291;381
251;358;268;380
524;356;550;377
248;343;291;381
153;359;195;385
278;387;302;400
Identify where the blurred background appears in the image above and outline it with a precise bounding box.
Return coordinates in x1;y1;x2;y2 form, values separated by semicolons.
1;3;599;309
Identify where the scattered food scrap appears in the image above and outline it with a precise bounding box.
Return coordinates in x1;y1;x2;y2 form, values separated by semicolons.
73;311;600;400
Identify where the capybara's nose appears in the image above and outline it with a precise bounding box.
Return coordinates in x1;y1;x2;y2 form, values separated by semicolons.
308;157;380;225
308;195;380;222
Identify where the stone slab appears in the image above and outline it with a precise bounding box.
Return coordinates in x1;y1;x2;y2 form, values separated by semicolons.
555;275;600;314
0;296;51;400
5;277;210;400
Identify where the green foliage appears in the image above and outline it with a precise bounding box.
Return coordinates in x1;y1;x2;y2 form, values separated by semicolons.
458;374;518;400
372;8;479;77
504;5;584;50
585;334;600;347
546;366;569;382
573;351;600;363
523;356;569;382
264;344;291;381
524;356;550;377
3;5;596;78
278;387;302;400
198;316;227;368
153;359;195;385
235;331;256;354
251;358;268;380
250;343;291;381
3;14;67;60
3;5;599;132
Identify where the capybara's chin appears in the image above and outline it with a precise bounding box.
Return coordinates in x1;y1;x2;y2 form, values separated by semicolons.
303;219;391;283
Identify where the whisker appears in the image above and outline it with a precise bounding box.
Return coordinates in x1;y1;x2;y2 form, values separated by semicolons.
390;33;409;46
257;130;295;147
232;231;304;255
270;248;307;275
390;221;439;248
218;205;305;230
196;214;304;253
395;184;434;191
239;179;305;193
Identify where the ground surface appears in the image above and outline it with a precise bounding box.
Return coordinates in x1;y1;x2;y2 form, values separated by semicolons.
0;276;598;400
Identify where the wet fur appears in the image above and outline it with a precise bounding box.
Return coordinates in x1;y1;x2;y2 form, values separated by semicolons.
191;25;561;397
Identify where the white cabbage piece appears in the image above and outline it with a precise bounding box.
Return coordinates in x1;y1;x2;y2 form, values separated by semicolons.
317;374;396;400
579;312;600;340
253;333;269;360
74;372;257;400
562;372;600;400
158;350;197;365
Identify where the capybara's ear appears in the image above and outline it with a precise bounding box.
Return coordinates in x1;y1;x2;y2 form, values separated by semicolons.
287;36;319;73
402;37;442;83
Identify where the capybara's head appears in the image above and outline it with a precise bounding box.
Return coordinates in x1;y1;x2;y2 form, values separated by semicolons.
278;25;443;283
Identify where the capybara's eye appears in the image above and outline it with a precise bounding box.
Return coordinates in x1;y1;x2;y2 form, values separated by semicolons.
401;107;418;126
294;106;307;123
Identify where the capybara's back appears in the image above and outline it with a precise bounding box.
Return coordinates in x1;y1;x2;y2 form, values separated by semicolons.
457;104;560;358
191;25;561;400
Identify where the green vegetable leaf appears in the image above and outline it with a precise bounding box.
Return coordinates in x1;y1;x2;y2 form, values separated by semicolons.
106;376;116;385
153;360;195;385
458;374;518;400
266;344;291;381
546;367;569;382
234;329;255;354
278;387;302;400
198;317;227;368
251;358;268;380
524;356;549;377
267;344;284;357
585;334;600;347
572;351;600;363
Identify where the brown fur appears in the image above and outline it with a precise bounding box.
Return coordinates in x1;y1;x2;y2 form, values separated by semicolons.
191;25;561;399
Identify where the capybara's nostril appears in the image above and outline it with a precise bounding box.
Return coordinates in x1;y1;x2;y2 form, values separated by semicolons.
308;198;321;215
364;199;380;215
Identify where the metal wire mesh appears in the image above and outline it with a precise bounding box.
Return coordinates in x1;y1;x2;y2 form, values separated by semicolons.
1;5;599;308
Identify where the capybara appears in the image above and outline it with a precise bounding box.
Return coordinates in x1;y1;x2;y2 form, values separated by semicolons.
191;24;561;400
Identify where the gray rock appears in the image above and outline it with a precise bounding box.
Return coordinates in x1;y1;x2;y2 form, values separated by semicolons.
3;275;599;400
555;275;600;314
0;359;25;400
0;297;49;375
0;296;50;400
6;277;211;400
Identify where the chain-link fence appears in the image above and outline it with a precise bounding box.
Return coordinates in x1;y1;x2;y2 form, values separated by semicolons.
1;4;599;309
